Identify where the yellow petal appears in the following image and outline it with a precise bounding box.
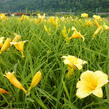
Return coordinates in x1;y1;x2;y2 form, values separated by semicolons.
0;38;11;53
11;41;27;57
94;71;108;87
80;70;94;80
92;88;103;98
93;15;102;21
94;20;100;27
76;70;107;99
0;37;5;43
28;71;42;91
85;20;93;26
4;72;27;93
76;87;91;99
103;24;109;30
0;13;7;20
13;41;24;52
0;43;3;49
69;31;85;41
62;55;87;70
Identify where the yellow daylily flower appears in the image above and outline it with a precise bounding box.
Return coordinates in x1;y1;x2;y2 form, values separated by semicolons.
0;38;11;54
12;33;21;42
62;55;87;78
93;20;100;27
4;72;27;93
76;70;108;99
81;13;88;18
35;13;45;24
103;24;109;30
37;13;45;19
48;16;59;27
93;26;103;37
60;17;65;21
93;15;102;21
0;37;5;48
0;13;7;20
10;41;27;57
85;20;93;26
62;55;87;70
19;15;29;21
68;27;85;41
69;31;85;41
28;71;42;91
0;88;9;94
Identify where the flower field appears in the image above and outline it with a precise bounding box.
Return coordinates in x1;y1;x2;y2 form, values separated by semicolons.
0;13;109;109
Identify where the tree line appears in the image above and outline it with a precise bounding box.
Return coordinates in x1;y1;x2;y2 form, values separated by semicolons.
0;0;109;13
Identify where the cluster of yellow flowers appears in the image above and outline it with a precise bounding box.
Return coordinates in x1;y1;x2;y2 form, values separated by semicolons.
0;34;42;95
19;15;29;21
1;13;109;100
62;55;108;99
7;13;109;41
0;33;27;57
81;13;109;37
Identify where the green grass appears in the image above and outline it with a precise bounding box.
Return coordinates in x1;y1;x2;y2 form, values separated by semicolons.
0;17;109;109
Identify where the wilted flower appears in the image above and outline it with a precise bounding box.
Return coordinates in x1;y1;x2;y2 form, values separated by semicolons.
0;38;11;54
76;70;108;99
0;88;8;94
81;13;88;18
4;72;27;93
28;71;42;91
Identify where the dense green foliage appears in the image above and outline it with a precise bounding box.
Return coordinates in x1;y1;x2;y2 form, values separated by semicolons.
0;0;109;12
0;16;109;108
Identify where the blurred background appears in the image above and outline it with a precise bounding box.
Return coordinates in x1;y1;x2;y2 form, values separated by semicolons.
0;0;109;15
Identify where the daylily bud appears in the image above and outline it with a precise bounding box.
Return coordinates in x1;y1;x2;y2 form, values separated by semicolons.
28;71;42;91
0;38;11;54
4;72;27;93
